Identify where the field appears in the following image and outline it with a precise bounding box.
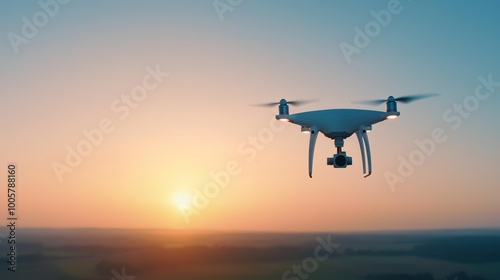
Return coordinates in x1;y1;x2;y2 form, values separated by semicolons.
1;229;499;280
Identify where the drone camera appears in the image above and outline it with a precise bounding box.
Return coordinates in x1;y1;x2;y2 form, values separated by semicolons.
327;153;352;168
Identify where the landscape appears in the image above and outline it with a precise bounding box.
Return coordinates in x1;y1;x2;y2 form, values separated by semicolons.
1;228;500;279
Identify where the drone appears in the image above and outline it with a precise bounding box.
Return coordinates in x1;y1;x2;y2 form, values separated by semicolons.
254;94;438;178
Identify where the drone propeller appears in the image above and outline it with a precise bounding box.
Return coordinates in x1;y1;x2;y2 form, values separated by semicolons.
353;93;439;106
251;99;317;108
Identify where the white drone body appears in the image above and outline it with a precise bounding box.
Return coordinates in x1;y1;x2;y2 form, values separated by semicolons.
261;94;435;178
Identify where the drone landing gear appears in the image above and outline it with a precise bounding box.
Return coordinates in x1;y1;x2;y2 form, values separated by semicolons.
307;129;372;178
308;127;318;178
355;129;372;178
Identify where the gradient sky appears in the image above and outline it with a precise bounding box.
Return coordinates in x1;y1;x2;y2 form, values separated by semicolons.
1;0;499;232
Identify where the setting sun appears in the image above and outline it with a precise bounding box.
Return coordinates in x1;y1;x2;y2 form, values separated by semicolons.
172;191;193;210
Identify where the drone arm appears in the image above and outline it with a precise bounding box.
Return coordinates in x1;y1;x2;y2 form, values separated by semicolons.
308;127;318;178
356;129;372;178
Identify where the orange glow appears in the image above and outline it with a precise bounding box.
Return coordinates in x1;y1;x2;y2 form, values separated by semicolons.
8;2;500;233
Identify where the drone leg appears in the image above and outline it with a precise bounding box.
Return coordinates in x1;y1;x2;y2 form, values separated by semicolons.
356;129;372;177
362;131;372;177
308;127;318;178
356;130;367;175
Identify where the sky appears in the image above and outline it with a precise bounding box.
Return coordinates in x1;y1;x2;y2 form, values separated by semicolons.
0;0;499;232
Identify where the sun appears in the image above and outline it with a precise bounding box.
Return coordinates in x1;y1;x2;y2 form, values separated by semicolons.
172;192;193;210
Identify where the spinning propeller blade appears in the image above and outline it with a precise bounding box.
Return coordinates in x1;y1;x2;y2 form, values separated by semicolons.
251;99;317;107
353;93;439;106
